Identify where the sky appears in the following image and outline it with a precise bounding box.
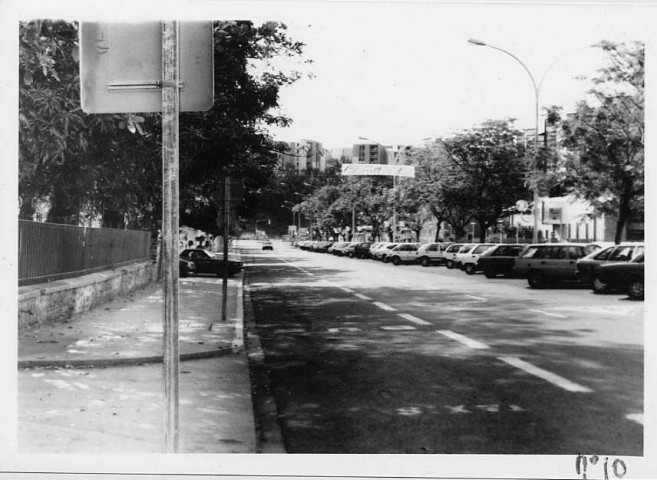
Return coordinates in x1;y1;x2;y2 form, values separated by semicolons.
257;3;654;149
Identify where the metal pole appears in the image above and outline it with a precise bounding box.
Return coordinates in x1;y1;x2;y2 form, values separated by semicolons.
532;92;541;243
161;20;180;454
392;175;397;242
221;176;230;322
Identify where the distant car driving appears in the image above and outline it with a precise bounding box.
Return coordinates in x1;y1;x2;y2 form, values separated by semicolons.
179;248;243;277
262;240;274;250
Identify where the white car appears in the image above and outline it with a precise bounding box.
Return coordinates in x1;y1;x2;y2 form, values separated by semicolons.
388;243;422;265
442;243;466;269
377;243;400;262
370;242;394;260
457;243;496;274
416;242;453;267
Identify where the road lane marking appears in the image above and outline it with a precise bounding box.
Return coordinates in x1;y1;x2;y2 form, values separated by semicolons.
498;356;593;393
373;301;397;312
398;313;431;326
626;413;643;425
354;293;373;301
341;287;355;293
274;328;306;334
328;327;361;333
381;325;416;331
437;330;490;350
465;295;486;301
529;309;567;319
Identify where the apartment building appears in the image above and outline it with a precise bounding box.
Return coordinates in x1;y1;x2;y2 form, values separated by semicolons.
277;140;326;171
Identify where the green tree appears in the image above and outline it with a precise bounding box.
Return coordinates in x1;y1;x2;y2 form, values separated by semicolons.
558;41;644;244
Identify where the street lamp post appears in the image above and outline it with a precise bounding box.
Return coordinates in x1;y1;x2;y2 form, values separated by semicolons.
468;38;541;243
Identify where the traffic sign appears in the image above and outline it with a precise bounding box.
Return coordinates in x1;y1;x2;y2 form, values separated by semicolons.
80;22;214;113
341;163;415;177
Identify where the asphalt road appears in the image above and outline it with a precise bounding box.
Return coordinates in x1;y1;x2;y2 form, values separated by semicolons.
240;239;643;455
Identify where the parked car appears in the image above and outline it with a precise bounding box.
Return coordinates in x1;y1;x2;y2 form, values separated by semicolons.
179;248;243;277
316;241;334;253
417;242;453;267
576;243;644;291
514;243;601;288
327;242;349;254
389;243;422;265
378;243;400;263
179;258;197;278
353;242;373;259
261;240;274;250
332;242;356;256
478;244;526;278
458;243;496;274
370;242;394;260
442;243;465;269
593;252;644;299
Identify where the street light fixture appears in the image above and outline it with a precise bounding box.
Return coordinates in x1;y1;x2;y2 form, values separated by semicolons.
468;38;541;243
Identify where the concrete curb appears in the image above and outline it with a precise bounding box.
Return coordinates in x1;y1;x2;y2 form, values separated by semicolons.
18;345;235;369
242;276;287;453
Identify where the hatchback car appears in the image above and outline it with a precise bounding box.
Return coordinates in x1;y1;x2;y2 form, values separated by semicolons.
478;244;526;278
442;243;465;269
389;243;422;265
417;242;453;267
514;243;601;288
378;243;400;263
594;252;644;299
458;243;496;274
576;243;644;291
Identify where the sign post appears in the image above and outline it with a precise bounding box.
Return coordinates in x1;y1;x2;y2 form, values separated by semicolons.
161;20;180;454
80;21;213;453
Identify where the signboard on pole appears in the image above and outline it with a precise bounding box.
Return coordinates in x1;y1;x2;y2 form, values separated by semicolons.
342;163;415;177
80;22;214;113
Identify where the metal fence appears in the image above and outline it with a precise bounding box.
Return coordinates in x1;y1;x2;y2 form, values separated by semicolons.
19;220;152;286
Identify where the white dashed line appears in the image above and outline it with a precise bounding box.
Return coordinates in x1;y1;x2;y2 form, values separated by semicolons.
437;330;490;350
626;413;643;425
397;313;431;326
341;287;355;293
498;356;593;393
529;309;567;319
465;295;486;301
381;325;416;331
354;293;373;301
328;327;361;333
373;301;397;312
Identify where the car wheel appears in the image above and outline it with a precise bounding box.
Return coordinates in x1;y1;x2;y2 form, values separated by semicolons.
528;271;545;288
628;278;644;300
464;264;476;275
592;276;607;293
445;260;454;269
392;256;401;266
483;267;496;278
382;256;390;263
420;257;430;267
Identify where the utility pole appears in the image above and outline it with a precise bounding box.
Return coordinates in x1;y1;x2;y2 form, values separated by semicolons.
161;20;180;454
221;176;230;322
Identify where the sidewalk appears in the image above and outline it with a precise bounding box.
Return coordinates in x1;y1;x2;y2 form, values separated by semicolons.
17;273;257;453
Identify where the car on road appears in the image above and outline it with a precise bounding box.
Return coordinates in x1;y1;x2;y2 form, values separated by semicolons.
327;242;349;254
478;244;526;278
514;243;601;288
179;258;197;278
416;242;453;267
593;252;644;299
576;243;644;291
389;243;422;265
331;242;357;256
262;240;274;250
377;243;401;263
457;243;496;274
352;242;373;259
179;248;243;277
442;243;465;269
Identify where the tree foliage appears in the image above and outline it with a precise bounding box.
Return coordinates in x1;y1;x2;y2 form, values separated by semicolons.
19;20;307;233
557;41;644;243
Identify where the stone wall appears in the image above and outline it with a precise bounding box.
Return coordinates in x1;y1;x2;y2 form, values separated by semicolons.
18;261;158;331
